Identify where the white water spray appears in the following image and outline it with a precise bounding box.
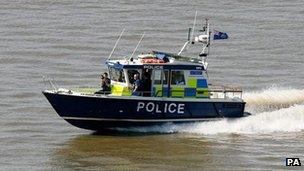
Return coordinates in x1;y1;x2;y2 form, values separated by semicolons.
244;87;304;107
117;87;304;135
244;87;304;113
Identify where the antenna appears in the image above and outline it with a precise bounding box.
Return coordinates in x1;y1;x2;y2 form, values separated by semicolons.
178;40;189;55
187;27;192;41
129;33;145;60
107;28;125;61
190;10;198;43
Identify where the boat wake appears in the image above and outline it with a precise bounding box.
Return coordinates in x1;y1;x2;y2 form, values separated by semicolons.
116;87;304;135
244;86;304;113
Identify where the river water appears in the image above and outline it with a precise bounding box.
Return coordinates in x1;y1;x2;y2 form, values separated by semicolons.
1;0;304;170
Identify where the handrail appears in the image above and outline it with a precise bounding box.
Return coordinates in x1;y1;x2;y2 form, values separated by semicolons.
153;88;242;99
51;85;243;99
42;75;58;91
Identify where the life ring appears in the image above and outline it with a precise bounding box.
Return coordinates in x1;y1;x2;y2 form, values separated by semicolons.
141;58;165;64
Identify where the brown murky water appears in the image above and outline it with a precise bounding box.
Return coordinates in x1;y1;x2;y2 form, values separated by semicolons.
1;0;304;170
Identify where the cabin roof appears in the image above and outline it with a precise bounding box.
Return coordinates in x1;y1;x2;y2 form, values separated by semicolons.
106;60;205;70
106;51;205;70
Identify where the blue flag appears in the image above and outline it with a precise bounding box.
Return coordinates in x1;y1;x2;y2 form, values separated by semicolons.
213;30;228;40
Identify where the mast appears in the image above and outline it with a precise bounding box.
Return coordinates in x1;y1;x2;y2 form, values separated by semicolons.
178;11;197;55
177;12;210;57
177;14;211;69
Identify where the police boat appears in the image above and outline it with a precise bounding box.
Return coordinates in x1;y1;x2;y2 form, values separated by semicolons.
43;18;248;131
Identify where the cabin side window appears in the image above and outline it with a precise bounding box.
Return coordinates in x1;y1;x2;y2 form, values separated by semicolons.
171;70;185;85
127;69;140;84
109;67;125;83
153;70;168;85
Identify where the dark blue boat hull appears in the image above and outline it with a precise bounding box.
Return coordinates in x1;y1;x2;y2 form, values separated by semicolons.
43;91;246;131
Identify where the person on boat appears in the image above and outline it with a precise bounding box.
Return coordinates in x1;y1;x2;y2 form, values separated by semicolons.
132;74;142;96
142;71;152;97
118;70;124;82
172;71;185;85
95;72;111;94
102;72;111;93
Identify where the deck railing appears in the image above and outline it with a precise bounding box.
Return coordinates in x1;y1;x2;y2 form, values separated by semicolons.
208;84;243;99
46;84;242;99
76;85;242;99
42;76;59;91
154;86;242;99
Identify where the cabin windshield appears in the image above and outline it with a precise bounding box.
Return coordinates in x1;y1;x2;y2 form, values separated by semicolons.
109;67;125;83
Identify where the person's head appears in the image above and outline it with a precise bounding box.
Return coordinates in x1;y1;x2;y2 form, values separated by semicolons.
103;72;108;78
134;74;139;80
144;71;150;78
